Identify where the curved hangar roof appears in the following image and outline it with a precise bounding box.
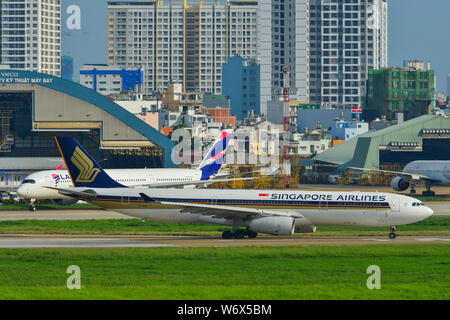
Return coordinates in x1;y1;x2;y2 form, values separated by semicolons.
0;69;175;167
312;115;450;170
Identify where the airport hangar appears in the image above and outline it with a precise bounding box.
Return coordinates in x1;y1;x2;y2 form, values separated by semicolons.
0;69;175;191
302;114;450;180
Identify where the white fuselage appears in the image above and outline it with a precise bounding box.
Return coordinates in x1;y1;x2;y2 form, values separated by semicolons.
79;188;433;228
403;161;450;184
16;169;204;199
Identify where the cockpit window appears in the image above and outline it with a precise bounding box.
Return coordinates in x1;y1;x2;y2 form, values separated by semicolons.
21;179;36;184
412;202;425;207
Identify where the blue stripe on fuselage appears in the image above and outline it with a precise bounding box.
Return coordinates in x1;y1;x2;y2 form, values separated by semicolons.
94;195;391;208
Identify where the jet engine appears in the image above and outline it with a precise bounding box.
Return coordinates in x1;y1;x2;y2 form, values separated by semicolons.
248;216;295;236
51;199;79;205
391;177;410;191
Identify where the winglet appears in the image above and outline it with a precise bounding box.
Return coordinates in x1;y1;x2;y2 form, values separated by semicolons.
54;136;126;188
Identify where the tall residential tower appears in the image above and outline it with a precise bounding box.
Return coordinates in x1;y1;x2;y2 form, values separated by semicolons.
107;0;258;95
308;0;388;108
0;0;61;76
257;0;309;115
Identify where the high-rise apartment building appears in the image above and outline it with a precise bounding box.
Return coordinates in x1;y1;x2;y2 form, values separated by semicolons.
258;0;309;115
107;0;258;95
308;0;388;108
0;0;61;76
222;56;260;120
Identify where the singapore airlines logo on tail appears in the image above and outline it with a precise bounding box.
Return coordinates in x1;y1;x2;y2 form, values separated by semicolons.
71;146;101;183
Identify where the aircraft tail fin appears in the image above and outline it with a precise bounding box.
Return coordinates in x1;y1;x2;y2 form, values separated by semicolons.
197;129;233;180
54;136;126;188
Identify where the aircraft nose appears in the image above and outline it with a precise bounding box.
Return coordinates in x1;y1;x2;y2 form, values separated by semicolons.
16;185;28;198
424;206;434;218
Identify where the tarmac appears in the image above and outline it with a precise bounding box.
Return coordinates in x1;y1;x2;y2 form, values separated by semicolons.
0;234;448;248
0;184;448;248
0;201;448;221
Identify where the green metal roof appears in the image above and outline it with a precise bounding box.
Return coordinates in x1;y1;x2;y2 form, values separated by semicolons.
312;138;358;167
310;115;450;170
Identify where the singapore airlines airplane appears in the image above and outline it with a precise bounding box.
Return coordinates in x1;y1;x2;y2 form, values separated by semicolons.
50;136;434;239
17;130;245;209
350;160;450;196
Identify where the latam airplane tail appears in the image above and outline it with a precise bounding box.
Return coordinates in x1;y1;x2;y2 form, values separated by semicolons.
54;136;125;188
197;129;233;180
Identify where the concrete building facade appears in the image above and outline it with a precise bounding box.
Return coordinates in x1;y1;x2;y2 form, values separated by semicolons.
0;0;61;76
80;64;144;95
308;0;388;108
222;56;260;120
107;0;257;95
258;0;309;115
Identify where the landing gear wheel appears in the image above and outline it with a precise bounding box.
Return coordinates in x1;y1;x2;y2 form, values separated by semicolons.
410;185;416;195
423;182;435;196
222;231;233;239
247;231;258;238
232;230;245;239
389;226;397;239
29;205;36;212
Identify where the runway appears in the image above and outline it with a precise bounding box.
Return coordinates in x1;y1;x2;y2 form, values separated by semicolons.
0;209;136;221
0;234;448;248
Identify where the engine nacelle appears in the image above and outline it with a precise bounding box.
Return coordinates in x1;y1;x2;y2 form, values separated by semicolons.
391;177;409;191
248;216;295;236
51;199;79;205
295;225;317;233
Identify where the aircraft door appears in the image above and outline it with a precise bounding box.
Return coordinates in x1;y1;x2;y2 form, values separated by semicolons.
211;195;218;206
121;192;130;205
390;196;400;212
319;199;328;210
319;194;328;210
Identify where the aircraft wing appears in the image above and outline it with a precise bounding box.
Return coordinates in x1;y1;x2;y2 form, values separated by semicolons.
45;187;97;200
347;167;437;182
139;193;305;221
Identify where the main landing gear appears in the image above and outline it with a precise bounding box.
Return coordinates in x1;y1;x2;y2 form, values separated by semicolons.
389;226;397;239
221;228;258;239
422;181;435;197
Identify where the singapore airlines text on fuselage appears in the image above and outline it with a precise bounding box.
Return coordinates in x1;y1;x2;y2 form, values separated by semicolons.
269;193;386;202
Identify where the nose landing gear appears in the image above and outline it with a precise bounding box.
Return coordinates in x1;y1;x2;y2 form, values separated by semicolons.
28;199;37;212
389;226;397;239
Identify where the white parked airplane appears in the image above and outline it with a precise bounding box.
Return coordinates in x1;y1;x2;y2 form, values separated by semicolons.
349;160;450;196
50;135;434;239
17;130;245;209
